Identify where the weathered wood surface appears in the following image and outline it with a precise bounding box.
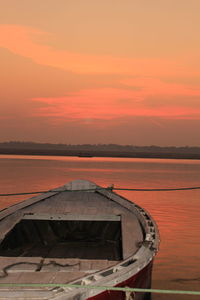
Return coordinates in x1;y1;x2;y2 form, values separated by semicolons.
0;190;143;259
0;180;144;289
0;271;88;284
0;257;116;272
0;256;117;291
0;192;58;221
0;180;159;300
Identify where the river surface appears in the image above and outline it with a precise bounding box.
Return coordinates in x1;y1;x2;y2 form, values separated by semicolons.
0;154;200;299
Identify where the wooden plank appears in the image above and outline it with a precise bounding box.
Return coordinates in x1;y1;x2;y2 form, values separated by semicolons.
0;289;54;299
0;192;59;221
0;271;88;284
21;191;127;216
23;213;121;221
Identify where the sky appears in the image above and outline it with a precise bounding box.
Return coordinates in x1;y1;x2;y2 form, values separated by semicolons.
0;0;200;146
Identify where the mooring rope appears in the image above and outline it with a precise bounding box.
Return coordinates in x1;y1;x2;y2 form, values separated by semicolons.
0;260;80;279
0;185;199;297
1;185;200;196
114;186;200;191
0;283;199;296
0;191;49;196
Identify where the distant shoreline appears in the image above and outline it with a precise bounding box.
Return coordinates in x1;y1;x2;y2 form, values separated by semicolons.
1;148;200;160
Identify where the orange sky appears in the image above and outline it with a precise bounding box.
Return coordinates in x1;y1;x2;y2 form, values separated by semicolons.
0;0;200;145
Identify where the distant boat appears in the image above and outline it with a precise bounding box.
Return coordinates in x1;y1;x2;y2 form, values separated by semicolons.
0;180;159;299
78;153;94;157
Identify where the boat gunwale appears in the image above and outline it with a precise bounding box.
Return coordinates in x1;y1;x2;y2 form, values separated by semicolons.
0;179;160;299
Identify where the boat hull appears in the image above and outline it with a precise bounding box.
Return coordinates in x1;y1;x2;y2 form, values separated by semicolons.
0;179;159;300
87;261;153;300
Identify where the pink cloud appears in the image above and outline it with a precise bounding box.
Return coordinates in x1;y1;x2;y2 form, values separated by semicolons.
32;87;200;122
0;24;198;77
1;24;200;132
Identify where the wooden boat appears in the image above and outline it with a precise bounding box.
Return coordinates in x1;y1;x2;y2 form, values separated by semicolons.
78;153;94;157
0;180;159;299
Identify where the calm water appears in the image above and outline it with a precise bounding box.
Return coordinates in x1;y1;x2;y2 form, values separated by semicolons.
0;154;200;299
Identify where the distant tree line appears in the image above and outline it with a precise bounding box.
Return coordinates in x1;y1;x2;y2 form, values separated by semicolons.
0;141;200;154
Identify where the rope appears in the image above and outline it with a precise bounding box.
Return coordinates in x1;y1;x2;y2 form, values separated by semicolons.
0;191;49;196
1;185;200;196
0;186;199;296
0;260;80;278
114;186;200;191
0;283;199;296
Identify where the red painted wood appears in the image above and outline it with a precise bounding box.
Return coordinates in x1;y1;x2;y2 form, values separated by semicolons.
87;261;153;300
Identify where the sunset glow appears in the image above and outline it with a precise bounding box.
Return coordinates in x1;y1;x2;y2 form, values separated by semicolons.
1;1;200;145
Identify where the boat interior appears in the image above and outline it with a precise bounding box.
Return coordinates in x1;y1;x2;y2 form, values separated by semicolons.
0;181;148;289
0;219;123;260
